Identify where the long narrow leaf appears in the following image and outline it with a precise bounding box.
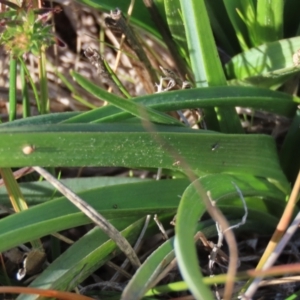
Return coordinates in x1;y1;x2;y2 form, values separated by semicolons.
0;177;150;205
0;86;297;128
280;110;300;183
0;124;289;185
223;0;251;50
164;0;189;63
0;179;190;253
17;218;145;300
122;220;216;300
174;173;290;299
59;86;299;124
205;0;238;56
71;71;183;126
256;0;283;44
179;0;243;133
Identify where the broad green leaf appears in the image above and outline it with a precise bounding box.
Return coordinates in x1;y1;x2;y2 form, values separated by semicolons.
0;179;190;253
0;123;289;185
225;36;300;88
174;173;290;299
17;217;144;300
71;71;183;126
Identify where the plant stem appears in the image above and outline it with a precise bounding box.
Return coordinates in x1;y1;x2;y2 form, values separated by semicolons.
9;55;17;121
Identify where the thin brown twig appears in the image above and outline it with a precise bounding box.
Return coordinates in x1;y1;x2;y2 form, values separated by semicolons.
139;117;238;300
0;167;33;187
104;214;151;288
111;0;135;74
242;170;300;299
32;166;141;269
256;170;300;269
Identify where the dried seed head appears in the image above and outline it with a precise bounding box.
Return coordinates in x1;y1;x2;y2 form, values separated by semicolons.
110;8;122;20
293;49;300;66
22;145;35;155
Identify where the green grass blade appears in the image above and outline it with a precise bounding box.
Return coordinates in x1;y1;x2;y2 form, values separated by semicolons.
129;172;287;300
38;48;49;114
9;55;17;122
122;238;176;300
19;58;40;111
238;0;258;46
122;220;216;300
283;0;300;37
60;86;298;124
0;179;190;253
196;174;288;218
178;0;220;131
0;168;42;250
0;86;296;127
205;0;238;56
174;173;290;299
50;65;97;109
0;112;78;127
179;0;227;87
17;217;144;300
174;184;216;299
102;59;131;99
0;168;29;212
279;109;300;184
0;177;150;205
144;0;190;78
20;62;30;118
164;0;189;63
179;0;243;133
71;71;184;126
223;0;251;50
256;0;284;44
225;36;300;88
